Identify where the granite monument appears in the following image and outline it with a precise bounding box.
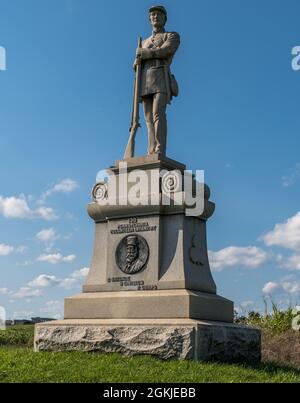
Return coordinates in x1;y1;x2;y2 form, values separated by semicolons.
34;6;261;363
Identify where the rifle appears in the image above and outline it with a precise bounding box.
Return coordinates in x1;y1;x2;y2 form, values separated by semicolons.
124;37;142;159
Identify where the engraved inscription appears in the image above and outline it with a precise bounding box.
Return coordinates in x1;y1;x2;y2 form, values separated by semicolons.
107;276;157;291
111;218;157;235
140;285;158;291
120;280;145;287
108;277;131;283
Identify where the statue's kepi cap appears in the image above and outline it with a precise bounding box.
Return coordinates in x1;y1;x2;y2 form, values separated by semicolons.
149;5;167;20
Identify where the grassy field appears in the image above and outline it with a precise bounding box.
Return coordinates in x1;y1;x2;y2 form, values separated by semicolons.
0;325;34;347
0;324;299;383
0;346;300;383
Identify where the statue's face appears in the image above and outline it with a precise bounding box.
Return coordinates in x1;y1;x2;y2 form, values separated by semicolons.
149;10;166;29
126;244;138;263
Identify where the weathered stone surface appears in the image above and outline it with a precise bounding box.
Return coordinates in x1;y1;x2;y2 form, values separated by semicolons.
34;320;261;363
34;324;194;360
197;323;261;363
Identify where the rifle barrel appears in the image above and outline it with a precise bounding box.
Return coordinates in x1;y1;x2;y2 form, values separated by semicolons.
124;37;143;159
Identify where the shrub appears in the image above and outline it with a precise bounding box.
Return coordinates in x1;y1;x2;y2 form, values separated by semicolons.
236;304;297;335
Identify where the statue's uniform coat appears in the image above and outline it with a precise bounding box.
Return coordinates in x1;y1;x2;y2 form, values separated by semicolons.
139;31;180;98
134;31;180;155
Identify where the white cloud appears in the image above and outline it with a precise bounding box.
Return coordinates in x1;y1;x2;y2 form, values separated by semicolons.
209;246;271;272
57;268;89;289
0;196;32;218
41;179;79;201
0;244;14;256
58;278;77;290
12;311;34;320
36;228;59;243
37;253;76;265
0;244;27;256
281;254;300;271
41;300;62;309
51;179;79;193
262;280;300;296
262;282;280;295
0;195;57;220
0;288;12;295
28;274;77;291
12;287;43;299
40;300;63;319
71;267;89;279
35;207;58;221
15;246;27;253
11;267;89;300
282;163;300;187
29;268;88;290
28;275;59;288
261;212;300;251
282;281;300;295
240;300;255;310
55;267;89;289
16;260;34;267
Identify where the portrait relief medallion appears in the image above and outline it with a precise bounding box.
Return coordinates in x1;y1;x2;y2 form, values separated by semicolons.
115;234;149;275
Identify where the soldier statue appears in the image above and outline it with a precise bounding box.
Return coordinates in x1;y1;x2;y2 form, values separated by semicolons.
124;6;180;159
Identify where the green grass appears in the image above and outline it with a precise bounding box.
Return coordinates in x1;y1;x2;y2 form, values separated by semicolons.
0;347;299;383
0;324;299;383
0;325;34;347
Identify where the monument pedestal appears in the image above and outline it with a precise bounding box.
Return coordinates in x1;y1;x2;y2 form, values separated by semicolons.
34;155;261;362
34;319;261;363
64;290;233;323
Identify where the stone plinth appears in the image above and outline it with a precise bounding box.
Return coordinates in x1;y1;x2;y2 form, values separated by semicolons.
64;290;234;323
34;319;261;363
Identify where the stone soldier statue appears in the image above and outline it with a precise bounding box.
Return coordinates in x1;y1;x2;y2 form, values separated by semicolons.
134;5;180;156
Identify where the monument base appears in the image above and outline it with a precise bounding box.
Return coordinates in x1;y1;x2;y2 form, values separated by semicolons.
64;290;234;323
34;319;261;363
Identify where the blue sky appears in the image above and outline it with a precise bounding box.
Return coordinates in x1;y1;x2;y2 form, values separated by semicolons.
1;0;300;319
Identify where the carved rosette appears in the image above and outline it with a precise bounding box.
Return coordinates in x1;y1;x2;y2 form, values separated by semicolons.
92;182;108;202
